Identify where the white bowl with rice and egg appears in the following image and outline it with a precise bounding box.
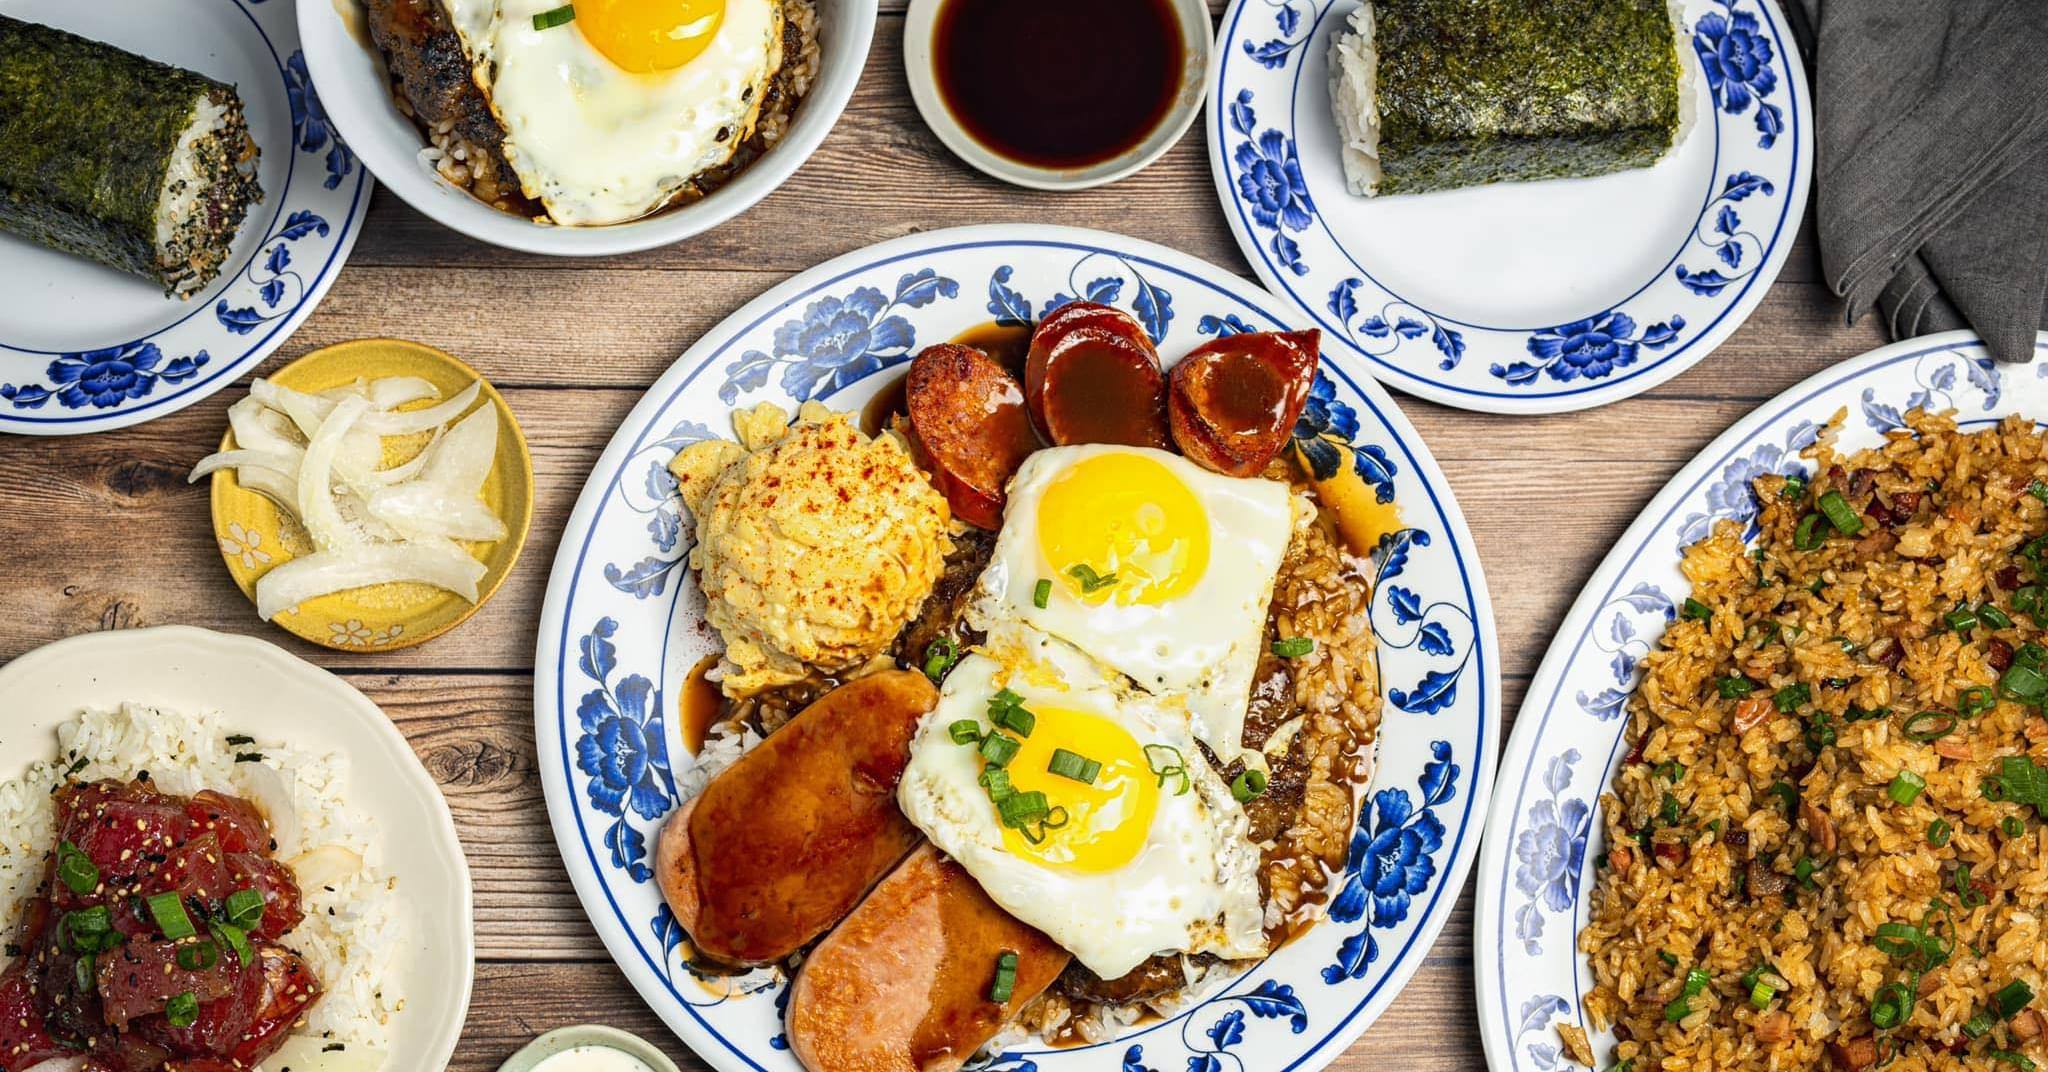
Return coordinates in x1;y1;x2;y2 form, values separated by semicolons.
297;0;874;255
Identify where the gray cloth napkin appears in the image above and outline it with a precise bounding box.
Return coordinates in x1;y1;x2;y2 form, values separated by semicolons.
1789;0;2048;363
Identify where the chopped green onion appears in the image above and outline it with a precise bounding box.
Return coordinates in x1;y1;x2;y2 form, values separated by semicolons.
1658;950;1679;968
1794;513;1826;551
1957;863;1986;908
1903;711;1957;742
979;733;1021;768
1806;711;1838;750
923;637;960;682
164;990;199;1028
2000;662;2048;704
2006;815;2028;838
1749;979;1777;1009
1981;604;2016;630
2032;480;2048;504
979;767;1014;801
1663;967;1711;1021
1965;1011;1998;1039
1997;979;2036;1018
224;889;263;931
1717;676;1755;699
1888;770;1927;806
1947;605;1981;633
1067;563;1119;594
949;719;983;745
56;840;98;896
1681;598;1713;621
1988;1051;2037;1071
1032;579;1052;609
1818;490;1863;535
531;4;575;30
1271;637;1315;659
1143;744;1190;795
1870;981;1912;1029
1231;769;1267;803
1656;760;1686;782
1874;922;1926;959
1749;621;1782;646
1961;685;1997;718
2019;585;2048;617
1781;474;1809;500
1794;855;1819;889
989;950;1019;1003
175;940;219;972
1928;818;1952;846
1660;792;1683;826
1768;781;1799;812
1047;749;1101;785
995;790;1049;829
74;954;94;993
209;922;251;967
148;892;196;940
1774;683;1810;714
987;689;1035;736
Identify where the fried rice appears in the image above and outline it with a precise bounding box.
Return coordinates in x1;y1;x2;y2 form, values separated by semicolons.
1581;410;2048;1071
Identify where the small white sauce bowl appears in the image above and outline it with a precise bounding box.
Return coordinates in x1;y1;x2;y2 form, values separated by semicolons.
295;0;877;256
497;1024;684;1072
902;0;1214;191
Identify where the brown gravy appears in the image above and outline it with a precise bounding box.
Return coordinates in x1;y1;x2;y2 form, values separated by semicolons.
678;654;723;755
931;0;1188;169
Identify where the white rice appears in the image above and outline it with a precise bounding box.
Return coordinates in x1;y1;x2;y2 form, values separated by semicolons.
0;703;400;1068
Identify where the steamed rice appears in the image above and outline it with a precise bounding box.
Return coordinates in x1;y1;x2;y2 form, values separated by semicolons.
0;703;401;1065
1581;411;2048;1070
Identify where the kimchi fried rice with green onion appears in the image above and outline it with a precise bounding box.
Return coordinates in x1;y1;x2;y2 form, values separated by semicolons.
1580;410;2048;1072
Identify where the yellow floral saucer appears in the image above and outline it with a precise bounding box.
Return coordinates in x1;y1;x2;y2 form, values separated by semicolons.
208;338;535;652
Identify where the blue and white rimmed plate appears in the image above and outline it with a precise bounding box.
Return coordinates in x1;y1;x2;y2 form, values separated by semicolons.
0;0;370;436
1208;0;1812;414
533;224;1500;1072
1474;331;2048;1071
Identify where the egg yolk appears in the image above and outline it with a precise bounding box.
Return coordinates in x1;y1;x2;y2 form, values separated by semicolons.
991;704;1159;872
573;0;724;73
1035;453;1209;607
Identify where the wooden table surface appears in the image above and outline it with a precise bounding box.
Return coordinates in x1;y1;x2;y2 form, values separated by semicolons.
0;6;1884;1070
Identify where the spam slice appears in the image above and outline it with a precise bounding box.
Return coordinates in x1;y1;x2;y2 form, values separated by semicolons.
786;844;1070;1072
654;670;936;965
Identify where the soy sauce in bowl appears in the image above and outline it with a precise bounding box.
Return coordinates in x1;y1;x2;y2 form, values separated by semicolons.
931;0;1189;170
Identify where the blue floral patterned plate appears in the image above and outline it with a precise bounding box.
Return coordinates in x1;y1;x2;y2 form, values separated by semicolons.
1208;0;1811;414
1474;331;2048;1070
533;225;1501;1072
0;0;369;436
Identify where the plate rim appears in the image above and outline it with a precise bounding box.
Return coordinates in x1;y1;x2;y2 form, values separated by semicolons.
1203;0;1813;415
0;623;476;1070
531;221;1503;1072
0;0;373;437
1470;330;2048;1070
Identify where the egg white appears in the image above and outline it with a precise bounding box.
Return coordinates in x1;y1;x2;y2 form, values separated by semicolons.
968;445;1296;763
897;639;1266;980
439;0;782;225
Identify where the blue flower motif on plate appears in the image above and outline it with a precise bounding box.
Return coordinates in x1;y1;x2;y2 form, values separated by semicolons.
283;50;355;190
1862;349;2004;433
575;617;678;883
0;342;210;411
1493;311;1686;386
215;210;333;335
719;269;958;404
1694;0;1784;148
1226;91;1312;276
1293;371;1398;500
1511;749;1591;956
1322;740;1458;983
1514;993;1573;1071
1326;280;1467;373
1675;420;1817;547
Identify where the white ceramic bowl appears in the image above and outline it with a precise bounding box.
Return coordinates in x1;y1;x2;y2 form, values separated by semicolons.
296;0;877;255
0;626;474;1071
902;0;1214;190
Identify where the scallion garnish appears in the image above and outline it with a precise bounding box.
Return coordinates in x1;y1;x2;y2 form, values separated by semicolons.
56;840;98;896
1663;967;1710;1021
995;790;1049;829
74;954;94;994
1231;769;1267;803
949;719;982;745
1997;979;2036;1018
1047;748;1101;785
147;892;196;940
1717;676;1754;699
1143;744;1190;795
224;888;264;931
1961;685;1997;718
1033;578;1051;609
2000;662;2048;704
1271;637;1314;659
164;990;199;1028
1946;604;1980;634
923;637;960;682
2005;815;2026;838
1928;818;1952;846
1773;683;1810;714
1903;711;1956;742
1981;603;2016;630
989;950;1019;1003
1818;490;1862;535
987;689;1035;736
1888;770;1927;806
531;4;575;30
208;921;251;967
175;939;219;972
1681;598;1712;621
978;733;1021;768
1780;474;1808;500
1067;563;1119;594
1794;512;1826;551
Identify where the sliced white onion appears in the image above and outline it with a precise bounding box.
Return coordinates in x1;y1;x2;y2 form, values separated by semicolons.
228;395;305;457
367;375;441;410
365;483;509;541
187;449;300;484
418;402;498;495
251;378;339;437
355;380;482;435
237;760;301;857
297;396;370;551
255;542;486;620
232;466;302;512
286;843;364;890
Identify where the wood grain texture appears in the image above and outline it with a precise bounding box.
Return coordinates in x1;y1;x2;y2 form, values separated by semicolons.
0;4;1893;1064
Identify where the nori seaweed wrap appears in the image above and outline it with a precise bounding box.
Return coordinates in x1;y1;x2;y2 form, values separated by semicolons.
0;15;262;297
1328;0;1687;197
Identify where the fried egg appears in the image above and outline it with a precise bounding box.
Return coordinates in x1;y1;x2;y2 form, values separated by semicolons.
897;638;1266;979
440;0;783;225
968;445;1295;762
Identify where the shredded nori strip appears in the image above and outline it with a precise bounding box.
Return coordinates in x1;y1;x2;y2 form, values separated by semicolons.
0;15;260;295
1372;0;1682;196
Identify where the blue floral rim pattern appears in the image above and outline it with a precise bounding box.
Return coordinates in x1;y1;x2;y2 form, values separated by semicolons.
0;0;370;432
535;229;1500;1072
1477;334;2048;1072
1209;0;1811;410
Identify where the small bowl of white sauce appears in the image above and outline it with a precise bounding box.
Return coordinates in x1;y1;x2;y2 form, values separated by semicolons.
498;1024;683;1072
